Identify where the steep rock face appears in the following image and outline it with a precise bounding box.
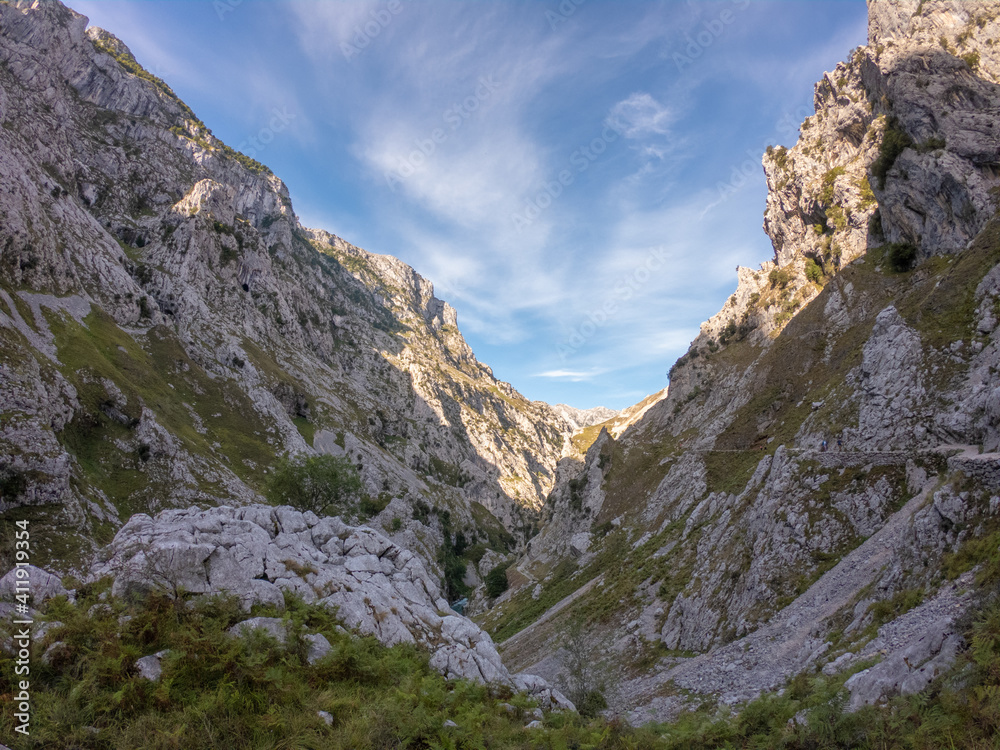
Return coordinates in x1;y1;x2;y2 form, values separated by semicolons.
482;0;1000;723
0;0;571;578
695;0;1000;352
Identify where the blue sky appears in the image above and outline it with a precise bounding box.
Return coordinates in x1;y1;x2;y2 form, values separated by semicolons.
71;0;868;410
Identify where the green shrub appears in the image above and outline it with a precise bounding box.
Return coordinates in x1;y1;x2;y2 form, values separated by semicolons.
872;117;913;188
766;144;789;170
768;267;792;289
869;209;885;241
358;491;391;518
437;510;469;602
869;587;924;627
1;589;686;747
265;454;362;515
485;563;511;598
826;204;848;232
820;166;845;204
804;257;824;284
916;135;947;153
886;241;918;272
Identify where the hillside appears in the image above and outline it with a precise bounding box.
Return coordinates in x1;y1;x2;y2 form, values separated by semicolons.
482;0;1000;724
0;0;574;588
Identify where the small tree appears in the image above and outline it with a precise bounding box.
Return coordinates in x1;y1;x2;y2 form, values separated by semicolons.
886;242;918;272
266;454;362;515
484;564;510;599
558;622;610;718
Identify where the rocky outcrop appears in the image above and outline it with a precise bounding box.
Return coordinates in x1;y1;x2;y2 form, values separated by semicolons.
88;503;573;709
688;0;1000;355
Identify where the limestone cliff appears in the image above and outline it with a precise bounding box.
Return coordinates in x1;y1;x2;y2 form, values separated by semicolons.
483;0;1000;723
0;0;572;585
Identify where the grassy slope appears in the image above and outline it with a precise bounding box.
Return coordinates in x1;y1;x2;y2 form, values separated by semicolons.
2;569;999;748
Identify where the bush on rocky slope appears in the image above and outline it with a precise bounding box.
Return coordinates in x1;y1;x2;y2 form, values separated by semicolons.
265;454;363;517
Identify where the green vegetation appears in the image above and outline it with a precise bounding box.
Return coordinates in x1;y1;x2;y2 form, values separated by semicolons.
896;219;1000;352
266;454;363;516
963;50;981;72
819;166;845;204
871;118;913;188
47;310;275;523
857;176;876;209
768;267;792;289
89;36;196;123
885;242;918;272
804;257;824;285
91;37;272;177
484;558;583;642
765;144;789;170
437;509;470;602
826;204;848;232
571;422;606;454
868;587;924;629
0;587;674;748
559;623;611;718
292;415;316;447
944;501;1000;587
703;451;764;497
915;135;947;153
652;590;1000;750
485;563;512;598
428;456;471;488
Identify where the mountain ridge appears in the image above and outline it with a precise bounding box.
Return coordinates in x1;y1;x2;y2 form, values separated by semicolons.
0;0;574;584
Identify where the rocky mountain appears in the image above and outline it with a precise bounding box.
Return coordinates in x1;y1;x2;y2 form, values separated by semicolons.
481;0;1000;724
0;0;575;587
549;404;619;433
3;0;1000;742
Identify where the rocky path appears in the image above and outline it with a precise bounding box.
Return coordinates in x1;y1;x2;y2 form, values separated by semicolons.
499;574;605;673
622;475;940;723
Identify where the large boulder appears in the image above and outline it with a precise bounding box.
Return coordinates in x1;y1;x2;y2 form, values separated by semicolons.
0;565;69;607
91;504;567;701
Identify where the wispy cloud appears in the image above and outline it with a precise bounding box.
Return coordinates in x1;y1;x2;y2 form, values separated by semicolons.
608;92;673;138
535;369;605;382
114;0;869;409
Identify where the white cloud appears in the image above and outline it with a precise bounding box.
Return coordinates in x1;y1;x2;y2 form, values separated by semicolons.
608;92;673;139
535;369;604;382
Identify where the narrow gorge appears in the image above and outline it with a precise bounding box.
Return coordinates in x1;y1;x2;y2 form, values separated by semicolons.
2;1;1000;747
